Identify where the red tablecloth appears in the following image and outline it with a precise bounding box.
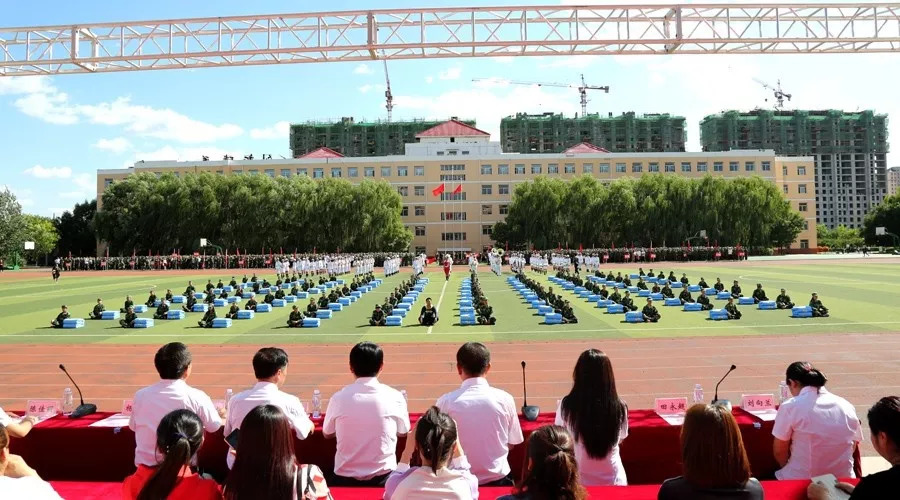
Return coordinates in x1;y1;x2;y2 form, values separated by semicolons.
49;480;832;500
15;409;776;484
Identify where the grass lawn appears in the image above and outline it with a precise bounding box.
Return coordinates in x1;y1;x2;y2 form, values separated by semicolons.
0;262;898;345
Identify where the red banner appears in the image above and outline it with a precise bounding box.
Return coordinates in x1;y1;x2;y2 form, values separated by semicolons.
432;183;446;196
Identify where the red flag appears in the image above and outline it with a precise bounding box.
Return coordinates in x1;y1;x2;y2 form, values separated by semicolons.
578;243;583;251
432;183;446;196
452;184;463;195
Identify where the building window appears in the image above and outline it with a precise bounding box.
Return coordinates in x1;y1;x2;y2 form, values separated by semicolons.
481;184;492;195
681;162;691;172
331;167;341;178
649;163;660;172
482;204;493;215
599;163;610;173
583;163;594;174
414;185;425;196
312;168;323;179
499;184;509;195
104;178;113;188
415;226;426;236
441;232;467;241
762;161;771;171
400;206;409;216
381;166;391;177
280;169;290;177
414;165;425;176
265;169;275;177
782;166;788;176
729;162;739;172
439;164;465;172
798;166;807;175
803;220;809;230
415;205;425;216
665;162;675;173
745;162;755;172
441;212;466;221
482;224;493;235
697;162;708;172
565;163;575;174
714;162;723;172
531;164;542;174
481;164;492;175
548;163;559;174
233;169;243;175
348;167;358;177
632;163;643;173
365;167;375;177
499;204;509;214
783;185;789;194
441;192;466;201
436;151;445;156
398;186;409;196
498;164;509;175
799;202;808;212
615;163;626;173
515;164;525;175
800;239;809;249
398;166;408;177
173;172;180;178
799;184;807;194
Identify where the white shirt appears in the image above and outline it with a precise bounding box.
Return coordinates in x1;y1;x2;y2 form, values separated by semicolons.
384;455;479;500
555;401;628;485
0;476;63;499
129;379;223;466
323;377;411;480
435;377;524;484
772;386;862;479
0;406;13;427
224;381;314;468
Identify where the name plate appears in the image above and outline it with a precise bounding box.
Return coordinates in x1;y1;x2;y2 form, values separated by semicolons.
741;394;776;411
122;399;134;416
26;399;60;418
654;397;688;415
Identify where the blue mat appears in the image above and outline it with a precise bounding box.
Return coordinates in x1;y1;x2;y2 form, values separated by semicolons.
395;303;411;311
709;309;730;321
214;299;227;307
101;310;120;320
212;318;232;328
256;304;271;313
172;295;186;304
716;292;732;300
688;285;701;292
337;297;351;306
627;286;639;293
302;318;321;327
670;282;683;288
596;299;611;308
241;292;255;299
63;318;84;329
296;291;308;299
192;304;208;313
133;318;154;328
587;294;600;302
223;286;234;292
758;300;776;310
328;303;343;311
544;312;562;324
738;297;755;305
284;296;297;303
792;306;813;318
650;293;664;300
271;299;286;307
167;310;185;320
317;309;333;319
227;296;240;303
638;290;650;297
607;304;624;314
385;315;402;326
664;298;681;306
460;315;477;326
684;302;702;312
537;305;554;315
236;310;255;320
133;305;148;313
625;311;644;323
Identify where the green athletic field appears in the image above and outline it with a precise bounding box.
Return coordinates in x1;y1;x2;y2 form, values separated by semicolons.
0;262;898;345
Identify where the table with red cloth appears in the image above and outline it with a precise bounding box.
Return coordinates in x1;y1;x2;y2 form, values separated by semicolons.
48;481;842;500
14;409;777;484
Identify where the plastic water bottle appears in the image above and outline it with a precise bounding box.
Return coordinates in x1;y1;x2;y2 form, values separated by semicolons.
225;388;233;405
311;389;322;418
779;381;790;404
692;384;704;404
62;387;74;415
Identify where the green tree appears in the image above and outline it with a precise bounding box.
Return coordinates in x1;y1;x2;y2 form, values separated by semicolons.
22;214;59;264
817;224;864;250
0;188;25;261
862;193;900;246
54;199;97;256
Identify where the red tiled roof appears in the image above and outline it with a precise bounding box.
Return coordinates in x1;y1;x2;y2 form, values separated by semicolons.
564;142;611;154
416;119;490;138
300;147;344;158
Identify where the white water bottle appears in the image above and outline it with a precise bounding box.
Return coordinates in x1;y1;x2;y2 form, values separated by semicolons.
225;388;233;405
311;389;322;418
692;384;704;404
779;381;790;404
62;387;74;415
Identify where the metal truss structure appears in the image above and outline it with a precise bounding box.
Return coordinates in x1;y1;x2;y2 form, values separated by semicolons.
3;3;900;76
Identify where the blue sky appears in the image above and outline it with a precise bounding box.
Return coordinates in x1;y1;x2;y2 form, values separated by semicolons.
3;0;899;217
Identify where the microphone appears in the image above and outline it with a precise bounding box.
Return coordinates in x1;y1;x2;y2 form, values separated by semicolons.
712;364;737;410
59;364;97;418
521;361;539;421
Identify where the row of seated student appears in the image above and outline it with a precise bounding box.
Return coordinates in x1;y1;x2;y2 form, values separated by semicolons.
1;343;897;499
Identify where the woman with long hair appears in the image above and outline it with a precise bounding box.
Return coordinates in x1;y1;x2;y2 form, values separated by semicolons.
225;404;330;500
555;349;628;485
773;361;862;480
122;409;221;500
498;425;586;500
657;404;763;499
383;406;478;499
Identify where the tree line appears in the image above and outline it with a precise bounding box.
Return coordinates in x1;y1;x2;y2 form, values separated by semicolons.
93;173;412;255
491;175;805;250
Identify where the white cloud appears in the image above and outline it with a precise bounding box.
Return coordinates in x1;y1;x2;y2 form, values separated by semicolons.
59;191;88;199
15;91;79;125
0;76;56;95
93;137;132;154
72;174;95;191
353;63;374;75
23;165;73;179
358;84;385;94
425;76;434;84
249;121;290;140
438;67;462;80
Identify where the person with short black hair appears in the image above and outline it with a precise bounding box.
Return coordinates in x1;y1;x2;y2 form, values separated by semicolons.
153;300;170;320
776;288;795;309
50;305;69;328
810;293;829;317
244;295;258;311
696;289;713;311
182;292;197;313
120;295;134;313
286;305;303;327
724;297;742;320
497;425;586;500
225;302;240;320
751;284;768;303
370;304;386;326
129;343;223;468
419;297;439;326
120;306;138;328
197;304;216;328
144;289;157;307
323;342;410;486
89;297;105;319
436;342;524;485
772;361;861;480
731;280;742;299
642;298;661;323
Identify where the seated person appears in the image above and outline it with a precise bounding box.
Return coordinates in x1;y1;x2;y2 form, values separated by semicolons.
229;276;238;287
638;267;646;276
144;289;157;307
252;281;261;293
679;288;694;304
642;298;661;323
614;272;623;283
656;271;665;280
622;276;632;287
275;278;283;287
751;284;768;303
651;283;661;294
197;305;216;328
560;301;578;324
620;292;637;312
274;288;285;300
289;284;299;296
809;293;829;317
698;277;709;288
598;285;610;299
216;279;225;289
714;278;725;292
696;290;713;311
776;289;795;309
182;292;197;313
301;281;310;292
203;292;215;305
205;280;214;293
287;305;304;327
164;289;174;302
477;300;496;325
242;274;249;283
419;298;439;326
370;304;386;326
668;271;676;282
381;300;393;316
263;291;275;304
327;290;339;304
244;296;258;311
350;280;359;291
88;298;106;319
225;302;240;320
318;295;330;310
661;284;674;299
608;289;622;304
120;306;138;328
730;280;742;299
724;298;742;320
342;285;351;296
636;278;648;290
305;299;318;317
50;305;70;328
184;281;196;296
120;295;134;313
680;273;689;286
153;301;170;320
0;425;62;498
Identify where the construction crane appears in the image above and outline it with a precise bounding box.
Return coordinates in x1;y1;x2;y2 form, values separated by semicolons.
383;58;394;122
472;74;609;115
753;78;792;109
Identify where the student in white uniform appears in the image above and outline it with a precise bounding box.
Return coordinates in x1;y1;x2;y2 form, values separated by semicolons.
773;361;863;480
436;342;524;486
323;342;410;486
129;342;223;467
225;347;314;469
555;349;628;485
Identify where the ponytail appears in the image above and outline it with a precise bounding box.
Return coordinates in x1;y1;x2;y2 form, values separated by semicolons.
137;410;203;500
415;406;457;474
786;361;827;388
515;425;586;500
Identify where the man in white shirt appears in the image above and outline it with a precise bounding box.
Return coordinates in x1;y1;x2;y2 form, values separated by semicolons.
323;342;410;486
129;342;223;467
224;347;314;468
436;342;524;485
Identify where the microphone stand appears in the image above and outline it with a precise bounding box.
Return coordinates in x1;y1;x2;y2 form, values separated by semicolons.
712;364;737;411
521;361;539;421
59;364;97;418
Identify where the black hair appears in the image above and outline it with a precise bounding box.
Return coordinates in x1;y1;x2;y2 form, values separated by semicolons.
350;341;383;377
137;409;203;500
561;349;627;460
867;396;900;448
785;361;827;388
415;406;457;473
253;347;289;379
154;342;192;380
456;342;490;377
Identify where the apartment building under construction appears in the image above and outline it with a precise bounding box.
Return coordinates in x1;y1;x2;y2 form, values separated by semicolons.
499;112;687;153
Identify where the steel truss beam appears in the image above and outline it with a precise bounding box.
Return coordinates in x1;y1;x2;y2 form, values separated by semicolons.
2;3;900;76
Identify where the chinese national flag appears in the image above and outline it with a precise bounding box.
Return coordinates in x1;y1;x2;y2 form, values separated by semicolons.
432;183;446;196
452;184;463;194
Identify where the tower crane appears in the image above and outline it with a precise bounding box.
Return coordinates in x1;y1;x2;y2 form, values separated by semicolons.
753;78;792;109
472;74;609;115
383;58;394;122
